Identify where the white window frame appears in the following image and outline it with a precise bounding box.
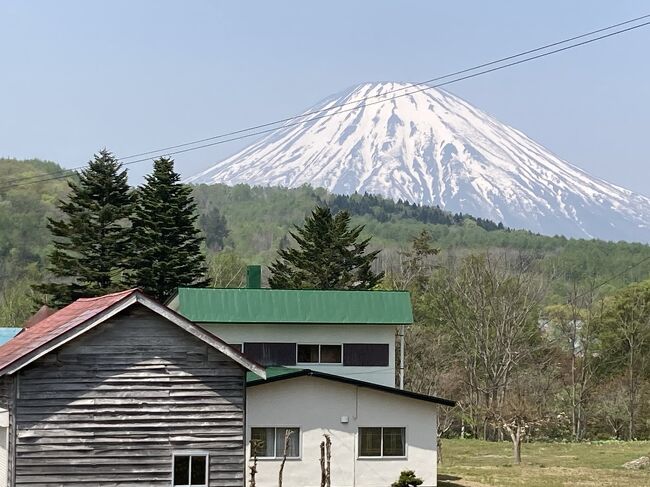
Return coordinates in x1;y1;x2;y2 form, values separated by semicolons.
0;424;8;487
172;450;209;487
250;426;301;460
296;344;342;365
357;427;407;459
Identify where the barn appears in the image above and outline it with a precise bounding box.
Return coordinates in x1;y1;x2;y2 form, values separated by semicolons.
0;289;265;487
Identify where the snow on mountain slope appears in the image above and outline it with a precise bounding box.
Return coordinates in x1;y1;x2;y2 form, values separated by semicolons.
187;82;650;242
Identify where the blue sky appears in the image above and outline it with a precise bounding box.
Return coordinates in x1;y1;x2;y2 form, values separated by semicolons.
1;1;648;195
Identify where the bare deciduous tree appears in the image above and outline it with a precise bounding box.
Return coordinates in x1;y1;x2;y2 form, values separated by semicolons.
427;252;546;443
320;434;331;487
544;286;602;440
249;439;262;487
278;430;293;487
602;281;650;439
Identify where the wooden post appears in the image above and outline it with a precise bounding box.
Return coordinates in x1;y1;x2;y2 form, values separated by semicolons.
278;430;293;487
320;439;326;487
324;434;331;487
249;439;261;487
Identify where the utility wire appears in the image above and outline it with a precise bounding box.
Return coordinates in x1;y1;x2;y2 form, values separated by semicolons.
76;12;650;165
3;15;649;188
5;14;650;189
2;15;650;191
570;254;650;304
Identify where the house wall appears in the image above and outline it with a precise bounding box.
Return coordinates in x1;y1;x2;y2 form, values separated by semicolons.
12;305;246;487
0;375;13;487
246;376;438;487
200;324;397;387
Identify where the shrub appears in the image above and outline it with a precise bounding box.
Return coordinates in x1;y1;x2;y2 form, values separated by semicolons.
391;470;423;487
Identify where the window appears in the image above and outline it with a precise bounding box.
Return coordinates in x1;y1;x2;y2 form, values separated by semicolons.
230;343;243;352
297;344;319;363
251;427;300;458
296;344;342;364
343;344;389;366
173;452;208;487
320;345;342;364
358;427;405;457
244;343;296;366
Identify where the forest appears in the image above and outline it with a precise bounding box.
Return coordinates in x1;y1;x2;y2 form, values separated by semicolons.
2;157;650;450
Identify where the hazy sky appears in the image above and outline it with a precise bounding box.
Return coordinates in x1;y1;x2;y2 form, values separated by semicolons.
1;1;649;195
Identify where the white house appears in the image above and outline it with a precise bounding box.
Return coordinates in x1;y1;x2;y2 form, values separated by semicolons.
168;267;456;486
168;271;413;387
246;370;453;487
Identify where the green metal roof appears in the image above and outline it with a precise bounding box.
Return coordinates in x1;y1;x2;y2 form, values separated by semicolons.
171;288;413;325
246;366;299;383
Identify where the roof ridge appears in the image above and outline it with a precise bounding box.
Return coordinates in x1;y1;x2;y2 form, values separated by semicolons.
76;288;139;301
247;368;456;407
179;287;410;293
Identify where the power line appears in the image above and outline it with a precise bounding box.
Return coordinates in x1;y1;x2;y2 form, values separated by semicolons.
570;254;650;304
3;15;649;189
81;12;650;164
2;14;650;191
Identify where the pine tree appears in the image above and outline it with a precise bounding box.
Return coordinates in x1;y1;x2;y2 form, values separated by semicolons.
199;205;229;251
127;157;207;301
35;150;133;307
268;206;384;290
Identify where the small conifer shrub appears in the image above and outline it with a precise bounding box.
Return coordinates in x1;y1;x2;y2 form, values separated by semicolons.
391;470;423;487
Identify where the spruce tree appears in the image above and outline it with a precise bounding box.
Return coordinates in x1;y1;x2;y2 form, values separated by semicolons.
36;150;133;307
127;157;207;301
269;206;384;290
199;205;229;251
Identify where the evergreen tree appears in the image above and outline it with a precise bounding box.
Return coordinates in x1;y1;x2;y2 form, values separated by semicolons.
268;206;384;290
199;205;229;251
35;150;133;307
127;157;207;301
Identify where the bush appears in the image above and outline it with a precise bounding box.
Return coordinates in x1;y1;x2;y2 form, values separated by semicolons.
391;470;423;487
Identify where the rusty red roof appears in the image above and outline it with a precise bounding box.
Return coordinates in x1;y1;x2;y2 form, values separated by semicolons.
0;288;266;379
0;289;138;375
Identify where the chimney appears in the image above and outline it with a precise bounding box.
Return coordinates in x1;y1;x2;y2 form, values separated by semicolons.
246;265;262;289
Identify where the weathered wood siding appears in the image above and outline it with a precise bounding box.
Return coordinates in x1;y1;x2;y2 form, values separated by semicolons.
0;375;15;487
13;304;246;486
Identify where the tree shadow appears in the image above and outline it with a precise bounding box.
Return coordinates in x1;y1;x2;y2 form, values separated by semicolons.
438;473;466;487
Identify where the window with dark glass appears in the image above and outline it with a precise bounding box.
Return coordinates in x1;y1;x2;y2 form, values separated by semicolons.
358;427;382;456
343;344;389;366
358;427;405;457
251;427;300;458
173;453;208;486
244;343;296;366
320;344;342;363
382;427;406;456
297;344;319;363
296;344;342;364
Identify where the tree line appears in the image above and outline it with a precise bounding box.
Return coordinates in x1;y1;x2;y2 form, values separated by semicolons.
3;153;650;460
386;232;650;462
34;153;384;306
36;150;206;305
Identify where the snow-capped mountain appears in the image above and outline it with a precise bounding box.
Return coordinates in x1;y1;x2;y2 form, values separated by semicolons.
187;82;650;242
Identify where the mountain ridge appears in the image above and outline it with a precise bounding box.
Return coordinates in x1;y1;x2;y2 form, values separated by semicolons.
187;82;650;243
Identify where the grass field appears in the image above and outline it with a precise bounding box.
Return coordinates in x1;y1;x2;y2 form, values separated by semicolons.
437;439;650;487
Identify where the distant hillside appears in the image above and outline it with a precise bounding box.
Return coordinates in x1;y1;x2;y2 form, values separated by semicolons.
0;158;70;277
0;158;71;324
192;183;650;300
188;82;650;242
1;159;650;326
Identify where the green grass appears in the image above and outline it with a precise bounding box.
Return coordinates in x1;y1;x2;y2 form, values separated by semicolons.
438;439;650;487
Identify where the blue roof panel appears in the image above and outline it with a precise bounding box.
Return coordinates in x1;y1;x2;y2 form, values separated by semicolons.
0;328;22;345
